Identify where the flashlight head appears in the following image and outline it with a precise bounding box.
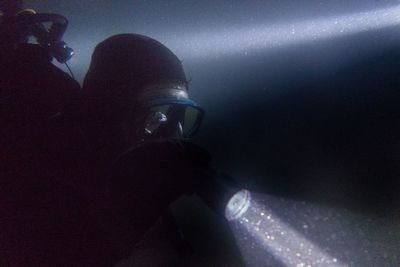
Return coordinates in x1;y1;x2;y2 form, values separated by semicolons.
225;189;251;221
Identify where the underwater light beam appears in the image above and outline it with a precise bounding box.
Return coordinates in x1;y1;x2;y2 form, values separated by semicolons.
168;5;400;59
226;190;344;267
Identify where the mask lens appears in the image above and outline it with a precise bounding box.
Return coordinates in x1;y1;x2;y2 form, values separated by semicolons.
142;102;203;139
183;105;203;137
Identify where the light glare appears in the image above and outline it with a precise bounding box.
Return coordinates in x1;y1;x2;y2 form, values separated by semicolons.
225;189;251;221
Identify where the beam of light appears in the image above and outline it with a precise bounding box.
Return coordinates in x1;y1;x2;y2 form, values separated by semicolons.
227;190;343;267
227;191;400;267
165;5;400;59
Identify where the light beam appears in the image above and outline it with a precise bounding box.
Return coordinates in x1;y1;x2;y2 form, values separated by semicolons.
226;191;400;267
165;5;400;59
227;191;343;267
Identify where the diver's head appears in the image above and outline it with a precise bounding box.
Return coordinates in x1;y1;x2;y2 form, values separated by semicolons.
0;3;74;63
83;34;203;158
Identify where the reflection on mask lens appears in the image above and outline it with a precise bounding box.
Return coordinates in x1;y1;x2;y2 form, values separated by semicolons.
144;103;203;139
144;111;168;136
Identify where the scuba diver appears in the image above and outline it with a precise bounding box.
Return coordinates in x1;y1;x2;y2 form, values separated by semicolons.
0;3;78;165
82;33;246;267
81;33;213;265
0;3;115;266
